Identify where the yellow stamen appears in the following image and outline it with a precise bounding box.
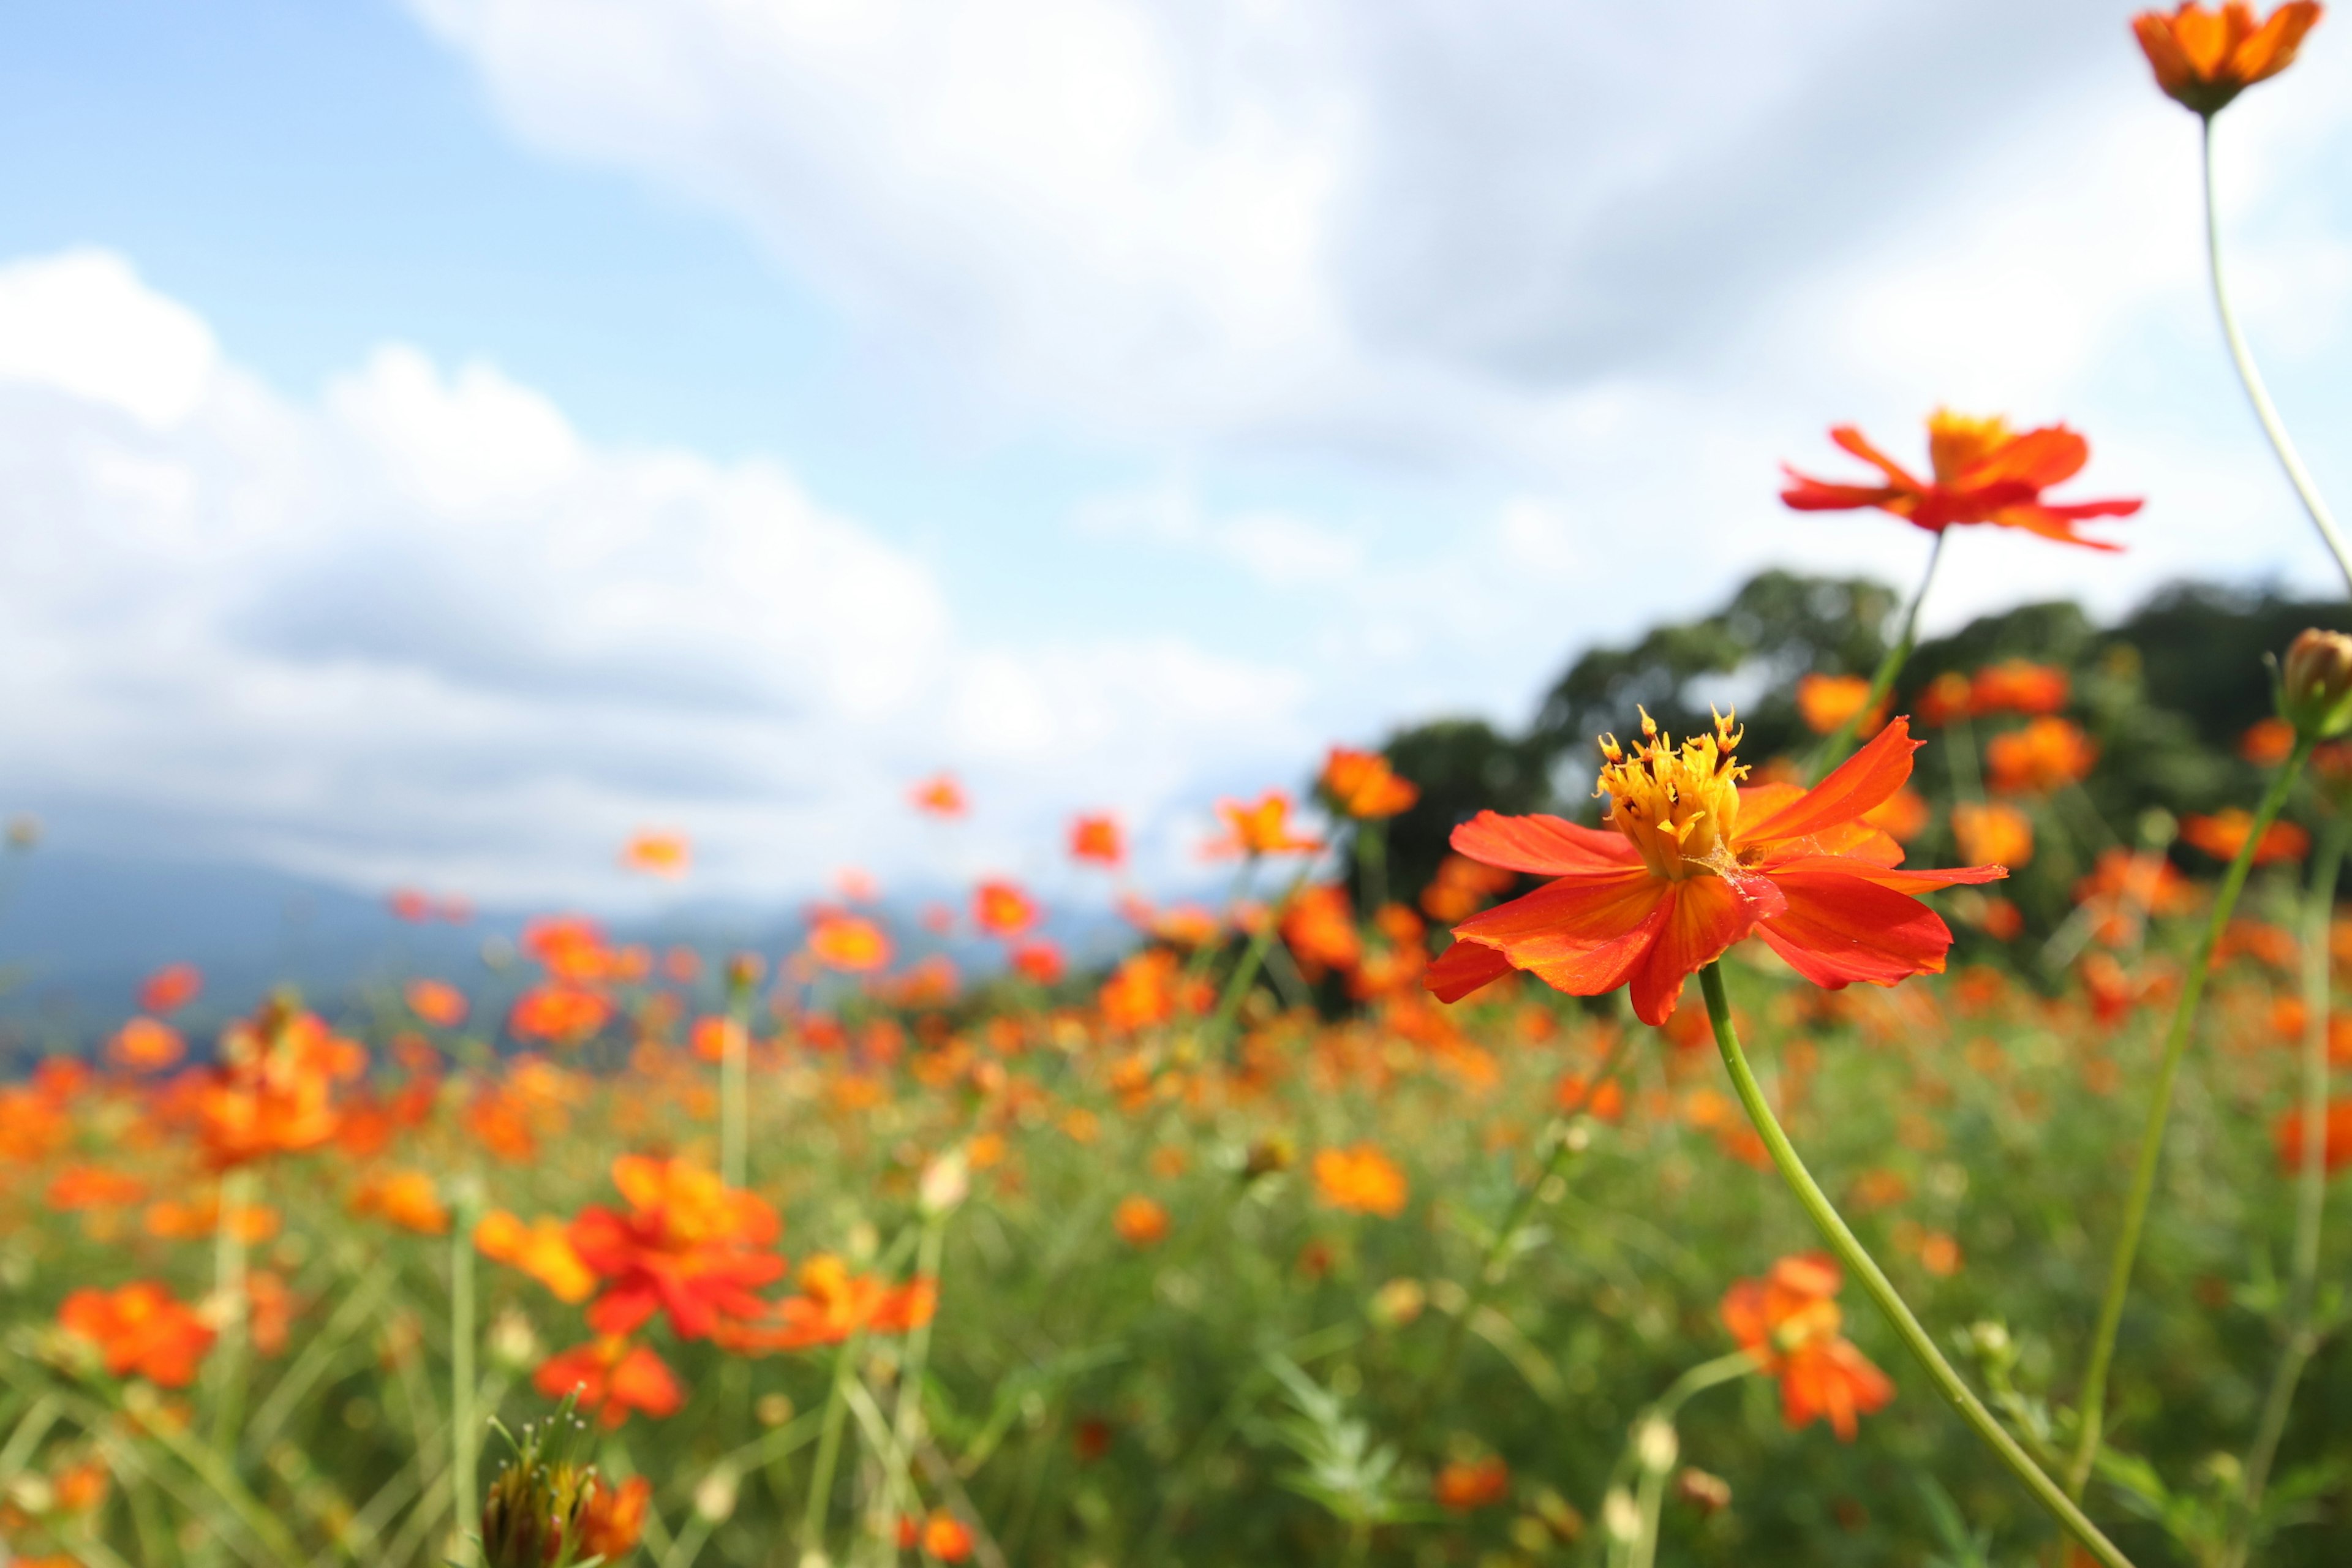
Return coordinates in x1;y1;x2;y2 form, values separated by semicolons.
1926;409;2011;484
1594;707;1748;880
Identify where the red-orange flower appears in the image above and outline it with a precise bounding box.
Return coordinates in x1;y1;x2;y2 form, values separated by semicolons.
1070;812;1125;867
1009;940;1065;986
1433;1456;1511;1511
521;915;613;983
717;1254;937;1353
910;772;968;818
509;984;612;1043
1719;1254;1894;1440
1320;747;1419;819
1113;1194;1170;1247
47;1165;148;1210
108;1017;186;1072
577;1475;654;1561
2183;809;2310;864
1420;853;1518;923
1427;714;2004;1026
1970;660;2071;718
568;1156;785;1341
138;962;202;1014
2274;1098;2352;1173
1782;412;2141;550
404;979;468;1029
1207;791;1324;858
1282;884;1363;978
973;878;1040;938
1313;1144;1409;1216
2242;716;2298;766
895;1512;974;1562
1098;948;1199;1032
533;1336;683;1428
1952;801;2036;869
808;912;892;973
1986;717;2098;795
621;829;690;877
1795;674;1883;737
58;1283;215;1388
2134;2;2324;116
194;1003;366;1167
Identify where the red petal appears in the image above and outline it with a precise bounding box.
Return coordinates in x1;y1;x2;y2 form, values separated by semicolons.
1989;505;2128;551
1629;878;1758;1026
1425;938;1515;1003
1763;853;2007;892
1828;426;1924;489
1754;869;1956;989
1453;869;1673;1001
1449;810;1638;875
586;1282;660;1337
1742;718;1918;848
1961;425;2087;490
1780;472;1902;512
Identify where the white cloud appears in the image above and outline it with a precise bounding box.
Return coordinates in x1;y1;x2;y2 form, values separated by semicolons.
0;250;1316;904
0;250;219;430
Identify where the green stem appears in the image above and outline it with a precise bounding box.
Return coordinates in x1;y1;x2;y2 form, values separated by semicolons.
2066;740;2312;1498
2229;813;2345;1562
1354;818;1390;916
1697;964;2134;1568
1807;530;1947;785
722;976;753;1191
451;1178;483;1565
1202;858;1317;1051
208;1166;255;1454
802;1331;865;1561
2204;117;2352;595
1606;1351;1757;1568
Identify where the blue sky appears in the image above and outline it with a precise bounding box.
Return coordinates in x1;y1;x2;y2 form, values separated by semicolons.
1;0;2348;908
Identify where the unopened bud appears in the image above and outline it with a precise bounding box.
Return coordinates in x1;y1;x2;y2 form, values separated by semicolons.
1602;1487;1642;1542
1674;1467;1732;1515
919;1150;971;1216
694;1465;739;1522
1368;1277;1427;1327
1634;1415;1678;1474
2278;629;2352;741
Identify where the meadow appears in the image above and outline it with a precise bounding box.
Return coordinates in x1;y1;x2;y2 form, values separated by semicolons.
4;5;2352;1566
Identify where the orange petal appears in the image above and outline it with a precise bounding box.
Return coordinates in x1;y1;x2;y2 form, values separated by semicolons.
1960;424;2087;490
1425;938;1516;1003
1742;718;1920;847
1828;426;1924;490
1755;869;1956;989
1455;871;1674;1001
1764;853;2007;893
1629;878;1757;1026
1449;810;1640;875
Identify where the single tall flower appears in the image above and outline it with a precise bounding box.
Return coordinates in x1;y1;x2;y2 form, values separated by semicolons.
1427;713;2003;1025
1719;1254;1895;1439
1781;412;2141;551
2134;2;2323;116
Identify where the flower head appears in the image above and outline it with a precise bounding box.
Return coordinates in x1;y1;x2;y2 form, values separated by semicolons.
1113;1194;1170;1247
59;1282;214;1387
621;830;691;877
2183;809;2310;864
1208;791;1324;858
973;878;1040;938
1313;1144;1409;1216
1795;674;1883;737
2135;2;2324;116
808;912;892;973
567;1156;785;1341
532;1336;683;1428
1782;412;2140;550
2279;627;2352;741
1069;812;1125;867
1428;713;2004;1025
1320;747;1419;820
1433;1456;1511;1511
1719;1254;1894;1439
910;772;968;818
138;962;202;1014
1952;802;2036;868
1986;717;2099;795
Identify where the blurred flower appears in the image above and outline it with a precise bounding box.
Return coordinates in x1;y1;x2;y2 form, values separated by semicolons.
621;830;691;877
2134;2;2323;116
576;1475;653;1562
569;1156;785;1341
404;979;469;1029
58;1283;214;1388
718;1254;936;1354
477;1210;598;1303
1069;812;1125;867
1319;746;1419;819
2182;809;2310;864
1781;412;2140;549
522;916;614;984
896;1512;974;1562
1718;1254;1894;1439
350;1169;450;1235
2274;1098;2352;1174
108;1017;185;1072
1952;802;2035;869
1113;1195;1170;1247
388;888;433;921
1985;717;2098;795
195;1002;366;1168
910;772;968;818
808;913;892;974
1434;1456;1511;1511
1313;1144;1409;1217
1795;674;1882;737
1428;716;2003;1025
1009;940;1065;986
2241;716;2297;766
1862;787;1929;843
1283;884;1362;979
533;1336;684;1428
1419;853;1518;924
1207;791;1324;858
1555;1071;1625;1123
973;879;1040;938
1099;949;1181;1033
138;962;202;1014
2280;627;2352;740
1917;672;1975;727
46;1165;146;1211
510;984;613;1044
1969;661;2071;717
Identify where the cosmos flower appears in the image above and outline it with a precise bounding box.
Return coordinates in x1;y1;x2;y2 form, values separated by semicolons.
1069;813;1125;867
137;962;202;1014
1795;674;1883;737
475;1210;598;1303
1719;1253;1894;1440
910;772;969;818
1312;1144;1409;1217
567;1156;785;1341
973;879;1041;938
2182;809;2310;864
1781;412;2140;550
1427;714;2003;1026
1951;802;2036;869
404;979;469;1030
1433;1457;1511;1512
2134;2;2323;116
1319;747;1419;820
1986;717;2098;796
1113;1195;1170;1247
58;1282;215;1388
620;831;690;877
1207;791;1324;858
808;912;893;973
533;1336;684;1428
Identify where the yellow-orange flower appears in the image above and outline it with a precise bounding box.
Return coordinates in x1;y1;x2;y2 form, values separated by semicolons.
1718;1254;1894;1440
1795;674;1883;737
1951;802;2035;868
1113;1195;1170;1247
1320;746;1419;819
910;772;968;818
2183;809;2310;864
808;911;892;973
2134;2;2324;116
620;830;690;877
404;979;468;1029
1208;791;1324;858
350;1169;450;1235
108;1017;185;1072
475;1210;598;1302
1069;812;1125;867
1313;1144;1409;1217
1986;717;2098;795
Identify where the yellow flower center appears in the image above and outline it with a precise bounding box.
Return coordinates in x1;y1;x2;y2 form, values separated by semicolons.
1926;409;2011;484
1594;709;1747;880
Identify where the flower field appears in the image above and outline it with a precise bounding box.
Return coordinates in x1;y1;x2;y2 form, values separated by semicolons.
6;4;2352;1567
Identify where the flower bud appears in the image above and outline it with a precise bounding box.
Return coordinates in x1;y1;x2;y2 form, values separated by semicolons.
2278;629;2352;741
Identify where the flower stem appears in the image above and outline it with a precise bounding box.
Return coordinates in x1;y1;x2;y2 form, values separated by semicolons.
2204;117;2352;594
2227;812;2345;1565
1808;530;1947;785
722;974;753;1191
1604;1350;1757;1568
1202;858;1317;1052
451;1177;483;1566
2065;739;2312;1499
1697;963;2134;1568
801;1333;864;1565
209;1166;255;1454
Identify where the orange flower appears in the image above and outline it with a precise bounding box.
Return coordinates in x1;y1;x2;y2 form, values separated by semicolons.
194;1003;366;1168
1427;714;2004;1025
476;1209;598;1302
1795;674;1883;737
108;1016;186;1072
621;829;690;877
1207;791;1324;857
533;1336;683;1428
808;912;892;973
1419;853;1518;924
145;1190;281;1243
1282;884;1363;978
720;1254;937;1353
1862;787;1929;844
920;1512;976;1563
510;984;612;1043
1320;746;1419;819
1719;1254;1894;1439
2274;1098;2352;1173
47;1164;147;1210
404;979;468;1029
1069;812;1125;867
350;1169;450;1235
1433;1456;1510;1512
1009;940;1065;986
910;772;968;818
1782;411;2140;550
1113;1194;1170;1247
1313;1144;1409;1217
59;1282;215;1388
2183;809;2310;864
576;1474;654;1562
2241;716;2298;766
389;888;433;921
1952;801;2035;869
1917;672;1975;728
1555;1071;1625;1123
973;878;1040;938
1099;948;1182;1032
568;1156;785;1341
1986;717;2098;795
1969;661;2071;718
138;962;202;1014
521;915;613;982
2134;2;2324;115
